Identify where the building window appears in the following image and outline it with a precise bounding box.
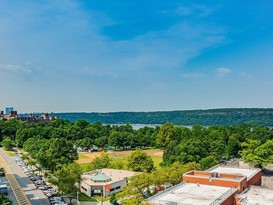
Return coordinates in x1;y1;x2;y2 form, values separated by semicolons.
115;186;121;190
110;188;115;192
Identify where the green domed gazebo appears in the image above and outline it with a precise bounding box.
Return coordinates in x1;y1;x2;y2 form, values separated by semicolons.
91;173;111;182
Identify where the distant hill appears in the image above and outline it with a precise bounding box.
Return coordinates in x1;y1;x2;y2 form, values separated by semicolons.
47;108;273;126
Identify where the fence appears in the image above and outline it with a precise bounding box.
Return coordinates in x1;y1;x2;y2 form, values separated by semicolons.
209;188;237;205
146;182;187;202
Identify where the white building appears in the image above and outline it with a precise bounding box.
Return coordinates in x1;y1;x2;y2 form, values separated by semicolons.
80;169;137;197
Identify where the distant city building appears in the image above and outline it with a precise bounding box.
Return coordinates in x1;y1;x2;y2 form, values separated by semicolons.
5;107;14;115
1;108;58;122
5;107;9;115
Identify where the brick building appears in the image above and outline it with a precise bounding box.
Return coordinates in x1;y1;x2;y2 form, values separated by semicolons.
147;165;265;205
183;166;261;193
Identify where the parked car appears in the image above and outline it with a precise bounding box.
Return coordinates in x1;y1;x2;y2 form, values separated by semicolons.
53;202;68;205
49;197;64;204
30;176;41;181
38;185;49;190
34;180;45;185
46;191;58;198
0;184;8;195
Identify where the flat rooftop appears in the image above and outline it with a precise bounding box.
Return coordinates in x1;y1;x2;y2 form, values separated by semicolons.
148;183;233;205
238;186;273;205
209;166;260;180
81;169;137;186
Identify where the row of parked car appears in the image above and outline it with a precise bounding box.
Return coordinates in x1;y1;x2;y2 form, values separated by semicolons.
14;155;68;205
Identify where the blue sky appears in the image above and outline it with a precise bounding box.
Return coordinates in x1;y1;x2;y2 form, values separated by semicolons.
1;0;273;113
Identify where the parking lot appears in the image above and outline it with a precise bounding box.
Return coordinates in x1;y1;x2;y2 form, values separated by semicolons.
0;148;68;205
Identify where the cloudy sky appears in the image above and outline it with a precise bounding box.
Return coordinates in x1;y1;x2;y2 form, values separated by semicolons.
1;0;273;113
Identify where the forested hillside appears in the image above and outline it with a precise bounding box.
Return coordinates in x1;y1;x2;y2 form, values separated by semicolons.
46;108;273;126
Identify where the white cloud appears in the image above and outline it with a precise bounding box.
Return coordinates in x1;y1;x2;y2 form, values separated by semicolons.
0;1;227;82
0;64;33;74
216;67;231;77
174;4;214;17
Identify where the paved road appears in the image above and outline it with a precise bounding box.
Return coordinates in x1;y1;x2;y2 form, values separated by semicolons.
0;175;19;205
0;149;50;205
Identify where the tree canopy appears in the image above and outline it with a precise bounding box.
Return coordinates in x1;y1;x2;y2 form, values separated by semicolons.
127;149;155;173
50;163;82;195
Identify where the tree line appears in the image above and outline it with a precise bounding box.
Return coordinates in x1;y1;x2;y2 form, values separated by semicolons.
159;123;273;168
41;108;273;126
1;119;273;170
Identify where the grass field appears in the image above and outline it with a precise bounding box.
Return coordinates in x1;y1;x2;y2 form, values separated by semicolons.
78;192;97;202
77;149;163;171
79;163;90;172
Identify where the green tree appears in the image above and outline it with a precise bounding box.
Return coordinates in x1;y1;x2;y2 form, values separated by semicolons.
200;156;218;170
1;136;14;150
110;161;126;170
254;140;273;167
226;134;241;157
0;194;13;205
37;138;78;172
156;123;176;148
127;149;155;173
109;192;117;204
239;139;262;167
88;153;112;170
119;173;151;204
51;163;82;195
240;140;273;168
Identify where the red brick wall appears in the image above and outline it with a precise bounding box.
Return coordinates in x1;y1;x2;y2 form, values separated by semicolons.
247;170;262;186
183;175;247;192
221;191;238;205
235;196;242;205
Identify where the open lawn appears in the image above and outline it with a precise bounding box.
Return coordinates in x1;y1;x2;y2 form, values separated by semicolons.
77;149;163;170
75;152;104;164
79;163;91;172
78;153;89;159
78;192;97;202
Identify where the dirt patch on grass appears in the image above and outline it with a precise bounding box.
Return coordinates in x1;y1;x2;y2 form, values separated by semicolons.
75;151;104;164
107;149;163;157
75;149;163;164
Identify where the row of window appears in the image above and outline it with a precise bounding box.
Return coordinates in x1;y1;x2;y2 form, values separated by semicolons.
81;186;87;192
110;186;121;192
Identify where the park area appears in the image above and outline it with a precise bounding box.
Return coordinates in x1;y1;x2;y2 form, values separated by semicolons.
76;149;163;171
